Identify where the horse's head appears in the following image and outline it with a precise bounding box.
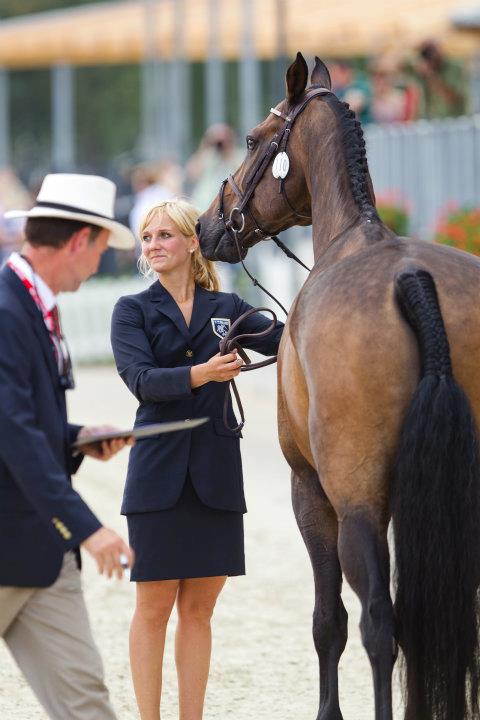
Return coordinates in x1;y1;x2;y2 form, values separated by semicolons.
197;52;332;263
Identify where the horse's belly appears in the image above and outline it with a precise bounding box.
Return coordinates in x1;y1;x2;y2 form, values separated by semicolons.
278;328;316;467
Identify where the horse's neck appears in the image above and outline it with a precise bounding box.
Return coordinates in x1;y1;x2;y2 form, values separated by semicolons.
308;153;392;267
311;217;393;272
307;115;390;264
308;160;360;264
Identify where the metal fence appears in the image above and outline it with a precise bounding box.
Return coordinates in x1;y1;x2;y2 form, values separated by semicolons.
365;114;480;238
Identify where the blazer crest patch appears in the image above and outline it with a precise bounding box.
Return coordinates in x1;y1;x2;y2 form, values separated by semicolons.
211;317;231;339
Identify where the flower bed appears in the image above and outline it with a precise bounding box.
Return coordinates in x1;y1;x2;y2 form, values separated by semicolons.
434;205;480;256
376;193;410;236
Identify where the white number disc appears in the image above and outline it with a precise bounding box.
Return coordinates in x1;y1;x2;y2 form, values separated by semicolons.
272;152;290;179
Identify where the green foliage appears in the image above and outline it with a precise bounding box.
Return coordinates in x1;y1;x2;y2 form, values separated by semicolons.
0;0;101;20
434;205;480;256
376;194;410;236
75;65;141;171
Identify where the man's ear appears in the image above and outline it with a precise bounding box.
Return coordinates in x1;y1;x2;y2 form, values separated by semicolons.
67;226;91;254
310;56;332;90
286;52;309;106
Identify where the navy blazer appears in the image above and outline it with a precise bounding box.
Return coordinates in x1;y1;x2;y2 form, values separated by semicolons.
0;266;102;588
111;281;283;514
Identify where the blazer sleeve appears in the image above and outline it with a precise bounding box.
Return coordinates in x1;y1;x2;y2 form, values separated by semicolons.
0;311;101;549
111;297;194;403
232;294;284;356
67;423;84;475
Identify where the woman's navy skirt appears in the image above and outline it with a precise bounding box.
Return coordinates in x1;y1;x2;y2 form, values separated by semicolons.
127;475;245;581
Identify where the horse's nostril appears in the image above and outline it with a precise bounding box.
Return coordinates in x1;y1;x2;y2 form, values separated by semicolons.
195;221;201;237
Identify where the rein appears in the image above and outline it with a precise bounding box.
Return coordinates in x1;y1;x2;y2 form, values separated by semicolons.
217;87;335;432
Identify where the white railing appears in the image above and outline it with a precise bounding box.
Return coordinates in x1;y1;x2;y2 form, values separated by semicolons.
59;276;149;364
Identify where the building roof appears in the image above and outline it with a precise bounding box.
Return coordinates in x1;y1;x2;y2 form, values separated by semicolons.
0;0;477;68
451;3;480;28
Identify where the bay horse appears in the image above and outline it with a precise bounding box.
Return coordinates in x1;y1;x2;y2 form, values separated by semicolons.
197;52;480;720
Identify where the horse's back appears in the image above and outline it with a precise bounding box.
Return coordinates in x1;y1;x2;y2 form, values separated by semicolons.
279;238;480;516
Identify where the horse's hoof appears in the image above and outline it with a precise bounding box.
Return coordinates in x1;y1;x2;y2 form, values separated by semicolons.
317;708;344;720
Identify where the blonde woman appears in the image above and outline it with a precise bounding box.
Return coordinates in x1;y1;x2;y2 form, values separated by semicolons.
110;199;283;720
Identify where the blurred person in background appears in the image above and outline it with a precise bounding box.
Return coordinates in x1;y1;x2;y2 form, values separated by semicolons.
369;55;422;123
409;39;468;119
184;124;244;211
129;160;182;244
0;168;32;264
329;59;372;125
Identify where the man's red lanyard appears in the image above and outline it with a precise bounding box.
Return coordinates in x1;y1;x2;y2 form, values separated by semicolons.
7;259;57;335
6;259;73;388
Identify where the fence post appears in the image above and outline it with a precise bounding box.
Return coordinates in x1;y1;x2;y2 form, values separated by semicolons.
206;0;225;127
51;63;75;170
0;67;10;168
239;0;261;138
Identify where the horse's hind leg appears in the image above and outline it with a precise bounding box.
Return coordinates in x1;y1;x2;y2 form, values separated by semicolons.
337;510;396;720
292;464;348;720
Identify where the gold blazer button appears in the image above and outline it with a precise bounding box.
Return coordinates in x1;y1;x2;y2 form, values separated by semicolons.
186;349;193;358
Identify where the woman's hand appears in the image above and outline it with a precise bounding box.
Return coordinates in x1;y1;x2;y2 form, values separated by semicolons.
190;351;244;388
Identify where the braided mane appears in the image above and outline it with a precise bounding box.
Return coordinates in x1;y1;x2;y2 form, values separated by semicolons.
325;95;379;222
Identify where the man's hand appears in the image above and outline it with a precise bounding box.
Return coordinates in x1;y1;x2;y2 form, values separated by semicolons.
82;527;134;579
76;425;134;461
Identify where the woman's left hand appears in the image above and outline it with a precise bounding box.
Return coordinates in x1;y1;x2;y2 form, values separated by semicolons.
77;425;134;461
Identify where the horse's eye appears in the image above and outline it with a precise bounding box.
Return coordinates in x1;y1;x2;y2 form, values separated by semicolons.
246;136;257;151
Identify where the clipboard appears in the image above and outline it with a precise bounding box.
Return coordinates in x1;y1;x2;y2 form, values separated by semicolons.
72;417;209;448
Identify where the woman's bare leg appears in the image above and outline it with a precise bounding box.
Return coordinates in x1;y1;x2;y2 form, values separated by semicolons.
175;576;227;720
130;579;180;720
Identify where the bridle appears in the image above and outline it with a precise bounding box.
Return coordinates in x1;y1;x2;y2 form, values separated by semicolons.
218;85;333;259
215;86;334;433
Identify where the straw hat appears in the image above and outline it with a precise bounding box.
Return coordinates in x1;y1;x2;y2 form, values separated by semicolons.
5;173;135;249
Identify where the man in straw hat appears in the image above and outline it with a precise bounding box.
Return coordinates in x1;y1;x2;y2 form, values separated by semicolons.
0;173;136;719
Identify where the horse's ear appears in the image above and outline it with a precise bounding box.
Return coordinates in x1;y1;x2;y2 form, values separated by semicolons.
310;56;332;90
286;52;308;105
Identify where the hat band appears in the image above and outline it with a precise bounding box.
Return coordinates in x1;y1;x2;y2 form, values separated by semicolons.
35;200;112;220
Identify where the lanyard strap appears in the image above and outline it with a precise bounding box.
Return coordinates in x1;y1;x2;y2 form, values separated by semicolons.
7;259;56;333
6;259;74;389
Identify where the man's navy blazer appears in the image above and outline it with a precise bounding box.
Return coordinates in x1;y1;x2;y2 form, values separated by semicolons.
0;265;101;588
111;281;283;515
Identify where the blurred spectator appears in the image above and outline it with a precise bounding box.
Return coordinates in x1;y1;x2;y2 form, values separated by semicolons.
0;168;32;265
369;56;422;123
129;160;182;240
329;60;372;125
409;40;467;119
184;124;244;211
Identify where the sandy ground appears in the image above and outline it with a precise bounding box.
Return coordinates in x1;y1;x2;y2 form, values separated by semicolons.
0;364;403;719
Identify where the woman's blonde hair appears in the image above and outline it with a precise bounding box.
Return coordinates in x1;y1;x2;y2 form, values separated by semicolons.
137;198;221;292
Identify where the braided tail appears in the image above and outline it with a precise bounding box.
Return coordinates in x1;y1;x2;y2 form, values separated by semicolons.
392;269;480;720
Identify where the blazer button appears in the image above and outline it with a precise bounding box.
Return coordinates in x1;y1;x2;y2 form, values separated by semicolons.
186;349;193;358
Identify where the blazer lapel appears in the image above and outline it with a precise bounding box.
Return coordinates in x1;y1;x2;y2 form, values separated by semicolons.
150;280;191;342
189;285;219;339
2;266;60;389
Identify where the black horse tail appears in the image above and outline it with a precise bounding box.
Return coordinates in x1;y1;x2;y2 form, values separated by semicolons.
392;268;480;720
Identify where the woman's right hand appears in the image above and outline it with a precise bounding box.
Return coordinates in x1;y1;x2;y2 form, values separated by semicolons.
190;351;243;388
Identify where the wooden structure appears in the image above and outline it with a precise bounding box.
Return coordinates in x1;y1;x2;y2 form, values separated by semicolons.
0;0;478;169
0;0;478;68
